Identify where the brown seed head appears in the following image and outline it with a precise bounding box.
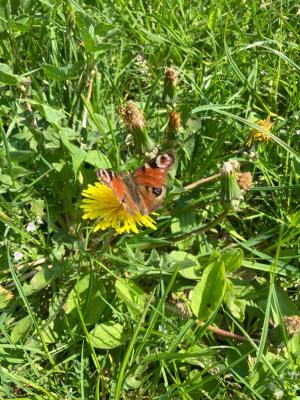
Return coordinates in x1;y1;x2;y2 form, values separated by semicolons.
165;67;178;86
237;172;253;191
168;111;181;132
119;102;145;131
284;316;300;335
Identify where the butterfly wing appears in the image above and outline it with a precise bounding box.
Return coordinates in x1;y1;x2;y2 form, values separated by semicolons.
96;169;141;214
132;152;175;214
97;152;175;215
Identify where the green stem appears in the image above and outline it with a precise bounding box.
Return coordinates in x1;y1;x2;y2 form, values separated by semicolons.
0;118;15;188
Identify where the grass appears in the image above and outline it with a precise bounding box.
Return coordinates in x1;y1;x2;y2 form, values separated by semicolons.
0;0;300;399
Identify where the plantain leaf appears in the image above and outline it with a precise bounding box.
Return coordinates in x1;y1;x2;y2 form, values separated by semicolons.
65;273;107;325
89;321;128;349
191;261;227;322
220;248;244;273
170;250;202;280
115;278;145;319
11;315;32;344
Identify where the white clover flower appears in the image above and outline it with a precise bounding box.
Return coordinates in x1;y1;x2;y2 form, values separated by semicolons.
26;222;36;232
13;251;24;262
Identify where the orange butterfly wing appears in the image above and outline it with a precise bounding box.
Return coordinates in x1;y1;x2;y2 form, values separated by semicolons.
97;152;175;215
132;153;175;214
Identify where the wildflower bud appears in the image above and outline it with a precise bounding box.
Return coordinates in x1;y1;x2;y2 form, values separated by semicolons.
164;110;181;142
246;115;273;147
120;102;154;155
247;151;259;163
162;67;178;105
19;77;32;86
237;172;253;191
220;160;242;210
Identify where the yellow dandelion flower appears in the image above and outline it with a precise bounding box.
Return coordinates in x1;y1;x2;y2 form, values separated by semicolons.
80;182;157;234
246;115;273;147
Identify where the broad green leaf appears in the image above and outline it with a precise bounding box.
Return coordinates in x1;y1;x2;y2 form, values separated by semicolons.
226;296;246;321
94;22;115;36
11;315;32;344
27;263;65;294
89;321;128;349
124;364;148;390
9;150;34;162
191;261;226;322
42;63;82;81
226;343;251;378
220;248;243;273
41;318;65;344
115;278;145;318
0;63;18;85
42;104;65;125
9;16;31;33
65;273;107;325
85;150;111;168
28;100;65;126
272;285;299;325
61;135;86;177
170;250;202;280
225;279;246;321
0;348;25;363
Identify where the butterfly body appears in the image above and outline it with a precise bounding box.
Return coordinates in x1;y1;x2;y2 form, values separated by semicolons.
97;153;175;215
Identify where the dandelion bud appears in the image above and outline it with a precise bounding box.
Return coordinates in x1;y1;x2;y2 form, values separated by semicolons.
220;160;242;210
162;67;178;105
120;102;154;155
246;115;273;147
237;172;253;191
164;111;181;142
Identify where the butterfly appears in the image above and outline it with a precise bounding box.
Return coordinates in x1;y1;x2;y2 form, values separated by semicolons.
96;152;175;215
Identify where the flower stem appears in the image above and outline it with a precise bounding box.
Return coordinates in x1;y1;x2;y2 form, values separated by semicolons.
165;303;254;342
184;173;221;191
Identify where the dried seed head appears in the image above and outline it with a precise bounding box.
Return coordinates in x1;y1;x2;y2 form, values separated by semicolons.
120;102;146;131
163;68;178;105
119;102;153;154
284;316;300;335
237;172;253;191
168;111;181;132
164;67;178;86
220;160;240;176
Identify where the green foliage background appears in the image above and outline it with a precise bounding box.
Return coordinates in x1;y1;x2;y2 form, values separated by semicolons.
0;0;299;399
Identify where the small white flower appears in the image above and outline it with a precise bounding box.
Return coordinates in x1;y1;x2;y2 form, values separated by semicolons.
296;130;300;136
13;251;24;262
37;217;44;224
26;222;36;232
274;389;284;400
158;325;168;334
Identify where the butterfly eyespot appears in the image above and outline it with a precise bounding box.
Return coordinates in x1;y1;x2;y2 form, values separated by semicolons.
156;153;175;168
152;187;162;197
